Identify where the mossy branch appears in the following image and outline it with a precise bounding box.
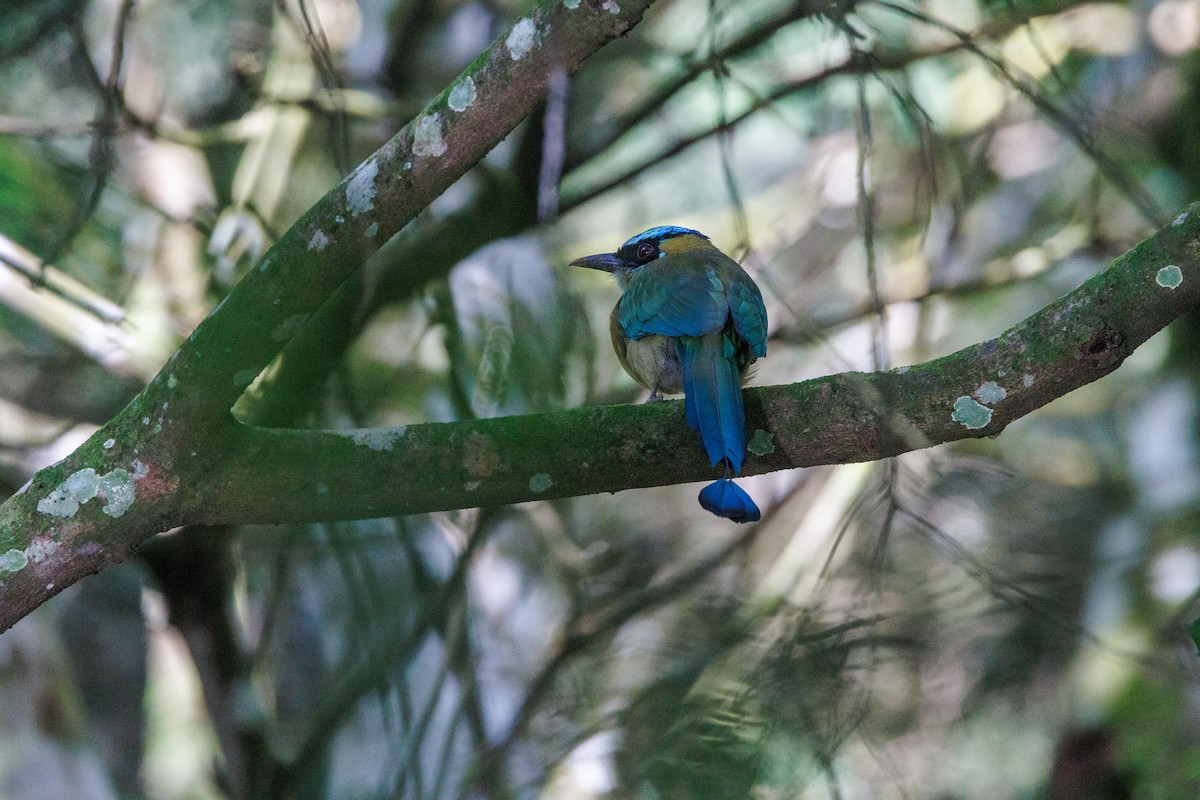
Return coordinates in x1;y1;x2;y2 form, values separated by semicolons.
2;199;1197;629
0;0;660;632
0;0;1197;635
200;207;1200;522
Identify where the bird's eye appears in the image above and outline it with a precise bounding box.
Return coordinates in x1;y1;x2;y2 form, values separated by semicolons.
635;242;657;263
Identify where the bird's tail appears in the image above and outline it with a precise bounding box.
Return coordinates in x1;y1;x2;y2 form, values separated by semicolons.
699;478;761;523
680;331;746;471
680;332;760;523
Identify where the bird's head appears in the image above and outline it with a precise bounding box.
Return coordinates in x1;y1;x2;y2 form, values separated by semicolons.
570;225;712;287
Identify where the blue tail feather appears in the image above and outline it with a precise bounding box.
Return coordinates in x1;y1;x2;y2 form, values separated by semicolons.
679;332;746;472
680;331;761;522
699;479;761;523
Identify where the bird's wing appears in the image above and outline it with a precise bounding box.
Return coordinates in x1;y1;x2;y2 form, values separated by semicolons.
727;275;767;359
617;259;730;339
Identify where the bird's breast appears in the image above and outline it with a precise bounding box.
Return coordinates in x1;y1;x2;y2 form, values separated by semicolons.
609;304;683;394
624;335;683;394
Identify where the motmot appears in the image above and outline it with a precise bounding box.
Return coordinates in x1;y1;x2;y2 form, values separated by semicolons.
571;226;768;523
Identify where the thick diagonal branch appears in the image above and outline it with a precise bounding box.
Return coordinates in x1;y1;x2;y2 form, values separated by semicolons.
0;0;660;633
1;199;1197;629
0;1;1196;634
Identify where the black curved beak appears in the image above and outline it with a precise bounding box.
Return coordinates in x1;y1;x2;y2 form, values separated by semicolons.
569;253;626;273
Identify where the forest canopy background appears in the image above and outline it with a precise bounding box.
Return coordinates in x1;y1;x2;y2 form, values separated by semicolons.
0;0;1199;799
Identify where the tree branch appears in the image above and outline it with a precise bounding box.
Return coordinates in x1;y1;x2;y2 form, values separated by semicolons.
197;207;1199;523
0;1;1197;637
0;0;660;632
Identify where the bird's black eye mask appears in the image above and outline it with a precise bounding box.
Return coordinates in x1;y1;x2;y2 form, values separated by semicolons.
619;240;661;266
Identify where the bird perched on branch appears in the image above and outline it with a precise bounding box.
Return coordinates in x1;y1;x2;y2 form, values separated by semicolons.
571;226;768;523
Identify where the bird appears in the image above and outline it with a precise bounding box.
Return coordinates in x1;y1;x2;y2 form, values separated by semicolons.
570;225;768;523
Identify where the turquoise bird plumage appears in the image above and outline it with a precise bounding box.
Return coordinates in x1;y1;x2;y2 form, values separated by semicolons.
571;226;768;523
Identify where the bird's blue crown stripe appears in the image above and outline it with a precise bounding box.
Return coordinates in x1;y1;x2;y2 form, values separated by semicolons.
621;225;709;249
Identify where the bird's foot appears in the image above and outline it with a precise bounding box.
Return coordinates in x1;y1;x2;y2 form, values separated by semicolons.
644;390;663;403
